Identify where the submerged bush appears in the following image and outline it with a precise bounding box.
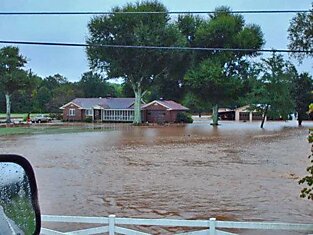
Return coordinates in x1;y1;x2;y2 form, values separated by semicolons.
84;117;92;123
50;113;62;120
299;129;313;200
175;112;193;123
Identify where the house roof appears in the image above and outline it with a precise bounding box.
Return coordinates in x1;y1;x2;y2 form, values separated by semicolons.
218;108;234;113
105;98;136;109
142;100;189;111
60;98;135;110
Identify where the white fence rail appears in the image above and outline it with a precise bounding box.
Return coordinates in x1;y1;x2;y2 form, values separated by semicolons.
41;215;313;235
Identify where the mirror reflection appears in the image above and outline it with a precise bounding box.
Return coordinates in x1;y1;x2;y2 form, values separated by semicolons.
0;162;36;235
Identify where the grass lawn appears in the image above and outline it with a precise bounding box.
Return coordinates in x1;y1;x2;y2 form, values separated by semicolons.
0;127;35;136
0;124;117;136
0;113;48;118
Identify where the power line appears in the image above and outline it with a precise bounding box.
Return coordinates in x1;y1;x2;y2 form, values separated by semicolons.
0;40;311;54
0;10;310;16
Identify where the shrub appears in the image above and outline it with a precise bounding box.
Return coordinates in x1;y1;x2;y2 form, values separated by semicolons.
175;112;193;123
49;113;62;120
84;117;92;123
299;129;313;200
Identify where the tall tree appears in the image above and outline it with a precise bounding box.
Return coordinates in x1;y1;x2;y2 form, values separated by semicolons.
47;84;76;113
288;4;313;62
184;7;264;125
78;71;117;98
292;72;313;126
34;86;52;112
41;74;67;90
245;53;296;128
10;71;41;113
0;46;27;123
86;1;186;124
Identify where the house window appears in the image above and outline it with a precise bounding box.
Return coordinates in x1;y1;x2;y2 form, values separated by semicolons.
69;109;75;116
85;109;92;116
239;112;249;121
103;109;134;121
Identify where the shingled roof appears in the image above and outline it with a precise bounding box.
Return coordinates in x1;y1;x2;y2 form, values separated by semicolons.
60;98;135;110
142;100;189;111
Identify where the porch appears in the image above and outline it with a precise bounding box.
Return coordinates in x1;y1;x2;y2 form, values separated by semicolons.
93;109;135;122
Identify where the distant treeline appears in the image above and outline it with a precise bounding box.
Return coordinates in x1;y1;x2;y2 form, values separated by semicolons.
0;72;128;114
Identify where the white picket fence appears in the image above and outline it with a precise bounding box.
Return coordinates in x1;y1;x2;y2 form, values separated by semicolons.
41;215;313;235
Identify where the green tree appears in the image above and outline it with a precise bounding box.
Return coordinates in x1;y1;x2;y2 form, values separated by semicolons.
185;58;243;124
86;1;186;124
78;71;117;98
246;53;296;128
182;92;209;116
292;72;313;126
47;83;75;113
177;14;204;46
33;74;77;113
0;46;28;123
299;129;313;200
41;74;67;90
4;71;42;113
184;7;264;125
288;4;313;62
34;86;52;112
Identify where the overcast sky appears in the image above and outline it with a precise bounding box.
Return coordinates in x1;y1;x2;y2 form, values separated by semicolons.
1;0;312;81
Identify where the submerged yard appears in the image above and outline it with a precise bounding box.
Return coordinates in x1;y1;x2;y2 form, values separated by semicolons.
0;122;125;136
0;120;312;234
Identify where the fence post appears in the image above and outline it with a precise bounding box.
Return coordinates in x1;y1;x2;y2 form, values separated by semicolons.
209;218;216;235
109;215;116;235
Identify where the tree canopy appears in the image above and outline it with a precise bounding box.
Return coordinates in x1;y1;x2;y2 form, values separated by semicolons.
86;1;187;124
292;72;313;126
288;4;313;62
184;7;264;125
0;46;28;122
78;71;118;98
245;53;296;127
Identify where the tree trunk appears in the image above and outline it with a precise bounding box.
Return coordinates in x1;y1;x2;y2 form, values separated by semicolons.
133;86;142;125
260;105;268;128
211;104;219;126
5;93;11;123
298;112;303;126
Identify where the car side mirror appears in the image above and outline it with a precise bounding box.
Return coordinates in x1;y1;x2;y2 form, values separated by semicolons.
0;154;41;235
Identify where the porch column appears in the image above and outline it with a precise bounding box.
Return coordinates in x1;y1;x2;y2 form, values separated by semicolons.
235;111;240;121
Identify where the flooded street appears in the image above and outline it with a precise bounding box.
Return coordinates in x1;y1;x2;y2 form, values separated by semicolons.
1;120;313;234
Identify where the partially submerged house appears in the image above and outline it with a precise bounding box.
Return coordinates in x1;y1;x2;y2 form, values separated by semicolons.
60;98;189;123
142;100;189;123
234;105;264;122
218;108;235;120
218;105;265;122
60;98;137;122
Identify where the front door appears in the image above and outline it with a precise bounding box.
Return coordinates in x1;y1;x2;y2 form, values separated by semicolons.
94;109;102;121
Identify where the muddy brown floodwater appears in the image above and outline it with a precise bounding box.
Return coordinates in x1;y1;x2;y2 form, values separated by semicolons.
1;120;313;234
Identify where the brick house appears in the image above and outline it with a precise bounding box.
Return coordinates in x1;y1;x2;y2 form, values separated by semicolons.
142;100;189;123
60;98;189;123
60;98;137;122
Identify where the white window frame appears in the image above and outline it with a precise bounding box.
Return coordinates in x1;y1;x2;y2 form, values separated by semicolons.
69;109;76;116
85;109;92;116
